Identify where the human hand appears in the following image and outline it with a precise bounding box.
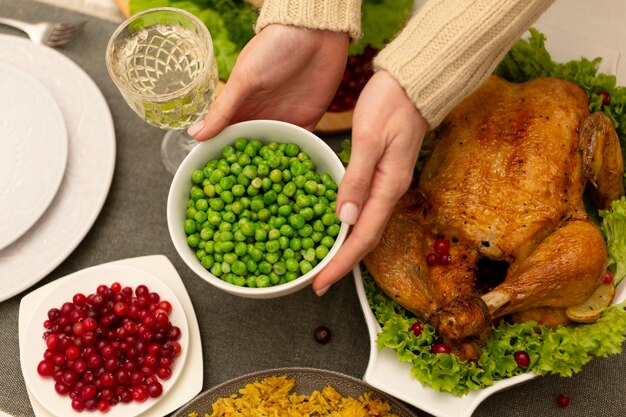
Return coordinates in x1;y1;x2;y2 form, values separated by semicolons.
312;70;429;295
187;24;349;140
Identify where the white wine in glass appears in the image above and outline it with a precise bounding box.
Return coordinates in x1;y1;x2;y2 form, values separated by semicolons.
106;7;218;174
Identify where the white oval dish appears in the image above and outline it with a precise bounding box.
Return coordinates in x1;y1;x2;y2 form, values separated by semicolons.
0;63;68;251
167;120;348;299
20;263;190;417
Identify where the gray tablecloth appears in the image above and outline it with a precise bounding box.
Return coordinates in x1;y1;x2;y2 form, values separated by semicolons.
1;1;625;416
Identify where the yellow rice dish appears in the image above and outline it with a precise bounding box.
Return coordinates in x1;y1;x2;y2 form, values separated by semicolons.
188;375;400;417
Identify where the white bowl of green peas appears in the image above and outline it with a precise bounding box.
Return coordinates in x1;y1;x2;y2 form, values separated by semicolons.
167;120;349;298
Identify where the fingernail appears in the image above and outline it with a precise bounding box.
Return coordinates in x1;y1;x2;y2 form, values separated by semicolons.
315;285;330;297
339;202;359;225
187;120;204;137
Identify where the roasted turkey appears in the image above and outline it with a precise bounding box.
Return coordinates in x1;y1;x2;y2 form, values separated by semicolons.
364;75;624;360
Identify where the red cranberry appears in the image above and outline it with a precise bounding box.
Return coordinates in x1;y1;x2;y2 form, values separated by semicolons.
158;300;172;314
84;398;98;411
48;308;61;321
410;322;424;337
135;285;149;297
55;381;71;396
431;343;452;354
65;345;80;361
71;398;85;411
556;393;570;408
131;385;148;402
111;282;122;292
61;302;75;316
514;351;530;368
97;400;111;412
147;381;163;398
433;238;450;254
120;389;133;403
100;372;115;387
313;326;331;344
62;370;78;387
72;358;87;374
113;302;129;317
157;367;172;380
81;385;97;400
438;253;452;265
598;91;610;106
45;334;60;351
170;341;182;357
603;270;614;284
37;360;55;376
166;326;181;341
426;253;438;266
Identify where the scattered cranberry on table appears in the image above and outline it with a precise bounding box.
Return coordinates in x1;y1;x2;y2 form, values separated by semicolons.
313;326;332;344
603;270;614;284
427;237;452;267
37;283;182;412
431;343;452;354
556;393;570;408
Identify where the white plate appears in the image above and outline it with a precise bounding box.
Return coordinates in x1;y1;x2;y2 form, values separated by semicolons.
0;63;68;251
0;35;116;302
20;261;190;417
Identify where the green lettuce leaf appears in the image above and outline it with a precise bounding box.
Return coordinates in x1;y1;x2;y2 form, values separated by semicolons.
600;197;626;285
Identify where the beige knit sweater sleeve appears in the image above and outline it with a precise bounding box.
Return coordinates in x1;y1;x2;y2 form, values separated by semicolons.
255;0;362;39
375;0;555;127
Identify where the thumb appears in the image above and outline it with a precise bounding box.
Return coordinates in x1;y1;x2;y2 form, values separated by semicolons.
187;75;252;141
336;136;383;225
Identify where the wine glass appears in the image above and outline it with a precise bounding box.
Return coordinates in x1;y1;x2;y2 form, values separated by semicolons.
106;7;218;174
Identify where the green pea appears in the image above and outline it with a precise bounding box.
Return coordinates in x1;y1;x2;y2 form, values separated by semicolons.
200;228;214;241
222;211;236;223
272;216;287;228
219;175;235;191
214;253;224;262
256;275;271;288
265;252;279;264
192;169;204;184
284;143;299;157
261;177;272;191
231;260;247;275
234;230;246;242
246;259;258;272
321;236;335;248
194;198;207;211
184;219;197;234
258;261;272;274
293;175;306;189
235;137;248;151
221;241;236;253
244;143;257;157
195;249;207;260
298;224;313;237
269;169;282;183
254;228;267;241
279;236;290;250
257;161;270;177
191;188;205;201
315;245;329;260
279;224;294;237
224;252;238;264
205;241;215;254
301;237;315;250
327;224;340;237
289;238;302;251
277;205;291;217
289;214;305;230
194;211;208;223
232;275;246;286
222;145;236;158
302;159;316;172
234;242;248;257
201;255;214;269
243;165;257;180
239;220;255;237
207;212;221;226
257;208;271;222
251;156;263;166
299;260;313;274
263;190;277;204
273;262;287;276
249;247;263;262
311;231;323;242
282;182;296;197
237;173;250;187
315;184;326;197
249;199;264;213
321;213;336;226
210;262;223;277
209;198;224;211
285;258;299;272
209;169;225;185
221;261;232;274
186;207;198;220
283;271;297;282
300;207;314;221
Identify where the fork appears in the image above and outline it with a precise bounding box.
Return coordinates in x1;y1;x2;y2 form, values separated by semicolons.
0;17;86;47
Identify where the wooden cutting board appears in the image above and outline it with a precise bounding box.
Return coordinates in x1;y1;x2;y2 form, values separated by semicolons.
113;0;352;133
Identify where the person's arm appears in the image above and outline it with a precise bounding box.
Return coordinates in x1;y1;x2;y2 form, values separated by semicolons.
312;0;556;295
375;0;555;128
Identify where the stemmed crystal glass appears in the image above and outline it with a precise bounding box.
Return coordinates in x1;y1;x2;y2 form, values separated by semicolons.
106;7;218;174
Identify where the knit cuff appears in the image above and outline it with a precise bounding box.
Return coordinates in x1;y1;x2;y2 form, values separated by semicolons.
374;0;554;128
255;0;362;40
